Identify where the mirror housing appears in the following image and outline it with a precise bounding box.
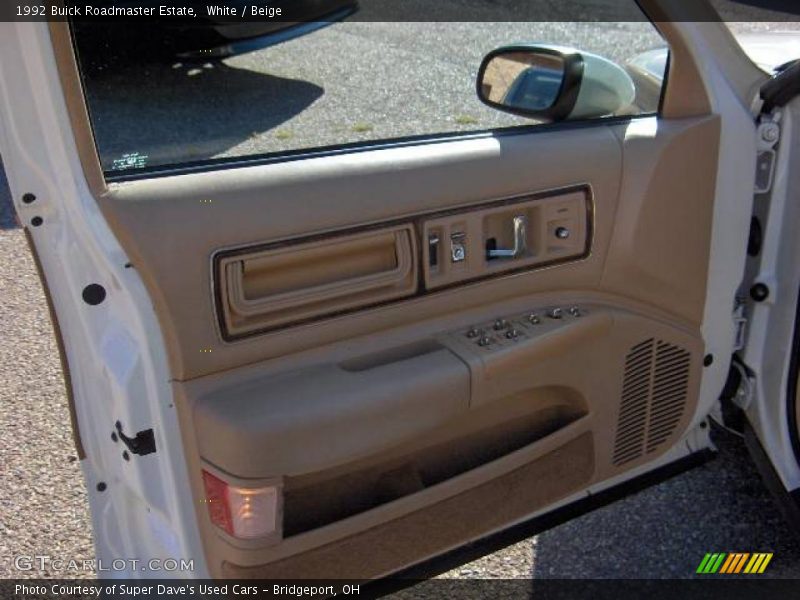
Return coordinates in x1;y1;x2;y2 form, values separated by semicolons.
477;44;636;121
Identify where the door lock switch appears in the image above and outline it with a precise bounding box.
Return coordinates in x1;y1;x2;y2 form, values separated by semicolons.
450;232;466;263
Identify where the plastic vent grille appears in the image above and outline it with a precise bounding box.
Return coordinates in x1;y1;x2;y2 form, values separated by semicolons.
612;339;691;466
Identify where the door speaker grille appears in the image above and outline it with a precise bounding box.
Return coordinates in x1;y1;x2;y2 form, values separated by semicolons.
612;339;692;466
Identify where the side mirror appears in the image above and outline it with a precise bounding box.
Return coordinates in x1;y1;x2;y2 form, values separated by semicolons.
477;44;635;121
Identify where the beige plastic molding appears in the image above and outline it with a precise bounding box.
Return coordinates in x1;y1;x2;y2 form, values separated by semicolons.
422;189;591;290
217;225;418;338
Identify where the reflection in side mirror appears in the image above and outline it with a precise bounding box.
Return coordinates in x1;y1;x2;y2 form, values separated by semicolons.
477;45;636;121
480;51;566;113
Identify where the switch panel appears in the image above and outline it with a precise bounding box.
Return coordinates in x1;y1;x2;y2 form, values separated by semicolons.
421;189;590;290
455;305;587;353
438;303;613;408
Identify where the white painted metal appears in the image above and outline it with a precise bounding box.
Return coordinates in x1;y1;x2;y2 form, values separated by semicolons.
743;103;800;490
0;23;208;577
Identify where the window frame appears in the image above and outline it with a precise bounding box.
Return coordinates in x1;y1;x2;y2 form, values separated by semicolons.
53;18;672;189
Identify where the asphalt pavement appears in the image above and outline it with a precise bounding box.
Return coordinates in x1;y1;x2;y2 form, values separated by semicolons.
0;160;94;580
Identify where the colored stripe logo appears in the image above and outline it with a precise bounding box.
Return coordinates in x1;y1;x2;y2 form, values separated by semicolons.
696;552;773;574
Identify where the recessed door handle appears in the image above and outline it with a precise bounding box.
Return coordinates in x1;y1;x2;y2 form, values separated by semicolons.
487;215;528;259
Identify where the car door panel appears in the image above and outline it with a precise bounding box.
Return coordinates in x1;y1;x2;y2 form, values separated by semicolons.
2;14;746;582
87;114;716;383
100;125;620;379
181;296;703;573
602;116;720;326
88;109;720;578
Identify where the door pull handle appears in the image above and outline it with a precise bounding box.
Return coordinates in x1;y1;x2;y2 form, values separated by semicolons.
487;215;528;259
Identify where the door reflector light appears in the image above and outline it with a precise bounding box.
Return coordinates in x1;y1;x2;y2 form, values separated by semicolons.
202;470;278;539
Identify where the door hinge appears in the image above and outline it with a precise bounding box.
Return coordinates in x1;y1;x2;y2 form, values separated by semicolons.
755;112;781;195
114;421;156;456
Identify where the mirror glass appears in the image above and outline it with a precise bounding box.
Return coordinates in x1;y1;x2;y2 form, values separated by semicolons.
479;51;565;113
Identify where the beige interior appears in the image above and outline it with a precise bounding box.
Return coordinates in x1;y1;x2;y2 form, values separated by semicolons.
421;189;590;290
48;11;729;581
172;114;717;577
218;224;419;338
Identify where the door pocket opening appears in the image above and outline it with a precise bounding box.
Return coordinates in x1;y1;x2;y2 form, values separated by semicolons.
282;388;587;536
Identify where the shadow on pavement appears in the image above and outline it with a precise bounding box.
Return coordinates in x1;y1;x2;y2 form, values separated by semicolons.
82;61;324;171
531;427;800;578
0;158;17;230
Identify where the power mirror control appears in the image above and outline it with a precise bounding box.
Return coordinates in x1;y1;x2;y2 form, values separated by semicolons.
456;306;587;351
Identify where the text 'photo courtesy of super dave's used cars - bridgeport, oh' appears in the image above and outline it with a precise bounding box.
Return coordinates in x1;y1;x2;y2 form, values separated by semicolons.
3;0;800;598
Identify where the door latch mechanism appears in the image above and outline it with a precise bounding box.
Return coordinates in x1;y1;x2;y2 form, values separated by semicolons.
114;421;156;456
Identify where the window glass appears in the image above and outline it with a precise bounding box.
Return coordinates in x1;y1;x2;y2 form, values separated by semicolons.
71;11;667;175
711;0;800;72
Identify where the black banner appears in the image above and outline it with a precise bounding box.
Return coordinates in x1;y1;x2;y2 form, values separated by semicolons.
5;579;800;600
1;0;799;23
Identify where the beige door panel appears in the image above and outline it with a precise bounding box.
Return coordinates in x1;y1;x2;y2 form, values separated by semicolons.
70;45;719;573
97;115;717;381
93;114;719;578
192;303;698;483
180;293;702;575
603;116;721;325
101;126;621;379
